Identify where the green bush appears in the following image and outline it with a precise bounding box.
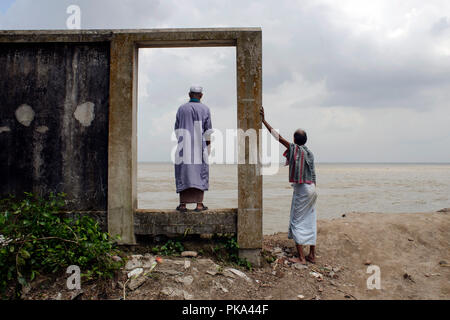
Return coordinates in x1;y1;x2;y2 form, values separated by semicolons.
0;192;123;298
212;235;252;270
151;240;184;256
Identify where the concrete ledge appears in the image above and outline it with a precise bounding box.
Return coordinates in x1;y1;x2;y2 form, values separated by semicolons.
134;208;237;236
0;28;261;43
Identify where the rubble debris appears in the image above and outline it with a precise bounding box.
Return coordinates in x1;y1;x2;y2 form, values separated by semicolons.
128;276;147;291
225;268;252;283
175;275;194;286
309;271;323;281
181;251;198;257
127;268;144;279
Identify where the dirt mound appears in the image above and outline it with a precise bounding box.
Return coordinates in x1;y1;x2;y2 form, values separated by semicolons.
22;211;449;300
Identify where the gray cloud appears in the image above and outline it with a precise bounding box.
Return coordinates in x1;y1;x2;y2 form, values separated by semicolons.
1;0;449;162
430;16;450;34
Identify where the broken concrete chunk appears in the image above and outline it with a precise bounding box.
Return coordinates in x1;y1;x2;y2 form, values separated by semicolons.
181;251;198;257
160;287;184;298
141;256;156;269
309;271;323;281
183;291;194;300
222;269;236;279
293;263;308;270
128;275;147;291
332;266;341;273
125;255;144;270
197;258;215;266
272;247;282;254
175;275;194;286
111;255;122;262
127;268;144;279
213;280;229;293
225;268;252;283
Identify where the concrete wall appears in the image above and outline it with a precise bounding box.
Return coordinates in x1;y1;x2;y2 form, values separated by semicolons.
0;29;262;264
0;42;110;211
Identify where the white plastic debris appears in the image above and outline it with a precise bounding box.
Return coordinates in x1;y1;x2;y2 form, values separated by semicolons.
127;268;144;279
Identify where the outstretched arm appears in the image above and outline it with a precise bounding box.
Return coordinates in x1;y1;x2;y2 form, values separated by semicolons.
260;106;290;148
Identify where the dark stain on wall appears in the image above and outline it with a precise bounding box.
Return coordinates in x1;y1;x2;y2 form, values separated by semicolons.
0;42;110;211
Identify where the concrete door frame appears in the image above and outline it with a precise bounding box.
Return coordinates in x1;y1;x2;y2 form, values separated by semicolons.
0;28;263;264
107;28;263;263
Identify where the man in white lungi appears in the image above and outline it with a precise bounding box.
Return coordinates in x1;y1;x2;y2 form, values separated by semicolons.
260;106;317;265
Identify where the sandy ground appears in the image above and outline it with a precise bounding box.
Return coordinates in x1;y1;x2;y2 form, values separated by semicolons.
22;210;449;300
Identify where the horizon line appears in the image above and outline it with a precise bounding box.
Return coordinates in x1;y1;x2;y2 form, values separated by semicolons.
137;161;450;164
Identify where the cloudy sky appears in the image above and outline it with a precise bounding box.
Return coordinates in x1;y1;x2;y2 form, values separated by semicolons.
1;0;449;162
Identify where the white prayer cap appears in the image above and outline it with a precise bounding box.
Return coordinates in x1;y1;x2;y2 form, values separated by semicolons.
189;85;203;93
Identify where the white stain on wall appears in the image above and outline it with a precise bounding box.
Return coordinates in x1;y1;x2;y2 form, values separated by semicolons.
15;104;35;127
74;102;95;127
0;126;11;133
36;126;49;133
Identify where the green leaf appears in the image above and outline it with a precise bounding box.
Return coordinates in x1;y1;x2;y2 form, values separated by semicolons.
17;256;26;266
0;192;122;296
20;249;31;259
18;276;27;287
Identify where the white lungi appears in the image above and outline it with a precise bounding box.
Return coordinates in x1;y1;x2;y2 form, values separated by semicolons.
288;183;317;245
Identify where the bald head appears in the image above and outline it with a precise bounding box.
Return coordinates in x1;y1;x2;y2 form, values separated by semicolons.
294;129;307;146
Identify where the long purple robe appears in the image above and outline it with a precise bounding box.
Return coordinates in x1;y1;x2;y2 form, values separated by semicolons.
174;101;212;193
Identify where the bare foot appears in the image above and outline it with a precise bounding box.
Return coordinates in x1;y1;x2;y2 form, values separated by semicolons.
305;255;316;264
289;257;306;265
194;203;208;211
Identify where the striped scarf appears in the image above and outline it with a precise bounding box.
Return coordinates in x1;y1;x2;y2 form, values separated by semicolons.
283;143;316;184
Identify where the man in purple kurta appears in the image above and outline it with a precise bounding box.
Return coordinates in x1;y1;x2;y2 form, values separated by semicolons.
174;86;212;212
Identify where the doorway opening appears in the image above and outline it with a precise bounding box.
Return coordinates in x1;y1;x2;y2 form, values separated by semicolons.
137;47;238;211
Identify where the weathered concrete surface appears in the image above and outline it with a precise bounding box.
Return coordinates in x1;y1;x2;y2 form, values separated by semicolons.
0;29;263;254
238;249;262;267
236;31;263;257
107;36;137;244
0;42;110;210
135;209;237;236
0;28;258;44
